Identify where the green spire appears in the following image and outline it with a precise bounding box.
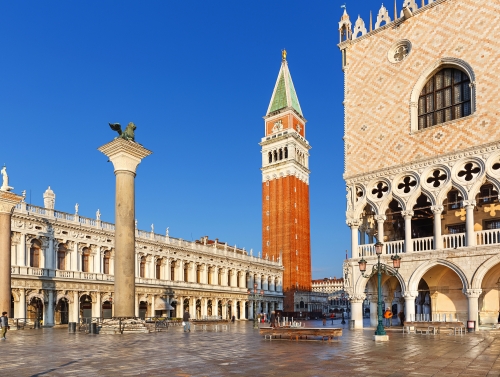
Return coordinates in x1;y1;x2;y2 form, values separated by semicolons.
266;52;303;117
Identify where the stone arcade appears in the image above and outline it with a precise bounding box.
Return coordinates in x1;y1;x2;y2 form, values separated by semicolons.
8;187;283;325
340;0;500;329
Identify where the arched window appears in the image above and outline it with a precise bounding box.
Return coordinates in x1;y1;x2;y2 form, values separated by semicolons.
57;244;66;270
103;251;110;275
418;67;471;130
227;270;231;286
140;256;146;278
284;147;288;159
170;261;175;281
82;248;90;272
156;258;162;279
196;265;201;283
208;267;213;284
279;149;283;160
218;269;222;285
30;240;41;268
273;150;278;162
268;152;272;164
184;263;189;282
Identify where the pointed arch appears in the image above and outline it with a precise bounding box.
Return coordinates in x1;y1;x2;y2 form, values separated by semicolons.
408;259;469;292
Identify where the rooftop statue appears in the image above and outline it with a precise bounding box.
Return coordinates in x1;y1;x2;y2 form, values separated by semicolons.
0;165;14;192
109;122;136;142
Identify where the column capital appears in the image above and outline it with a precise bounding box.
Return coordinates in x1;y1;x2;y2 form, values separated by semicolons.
98;138;152;174
401;210;414;219
374;215;387;222
463;200;476;208
463;288;482;298
346;218;361;228
431;205;444;214
404;291;418;299
349;293;366;303
0;191;23;214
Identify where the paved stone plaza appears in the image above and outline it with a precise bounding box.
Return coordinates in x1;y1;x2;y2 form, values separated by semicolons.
1;320;500;376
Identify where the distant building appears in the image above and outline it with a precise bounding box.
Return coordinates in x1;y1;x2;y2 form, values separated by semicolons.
312;278;348;313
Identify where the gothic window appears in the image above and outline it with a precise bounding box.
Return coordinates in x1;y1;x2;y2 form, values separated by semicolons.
30;240;41;268
170;261;175;281
156;258;162;279
82;248;90;272
57;245;66;270
284;147;288;159
103;251;110;275
418;68;471;130
140;256;146;278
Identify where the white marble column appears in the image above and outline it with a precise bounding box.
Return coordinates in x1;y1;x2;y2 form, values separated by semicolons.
135;295;139;317
248;300;253;319
404;291;417;322
189;298;196;318
19;288;26;319
375;215;386;248
47;237;54;270
348;219;360;258
464;200;476;247
92;292;101;318
72;291;79;323
350;295;365;329
431;205;444;250
248;273;254;289
240;301;247;320
256;275;262;290
19;234;26;266
402;211;414;253
44;290;54;326
465;289;482;327
176;298;183;318
221;301;227;319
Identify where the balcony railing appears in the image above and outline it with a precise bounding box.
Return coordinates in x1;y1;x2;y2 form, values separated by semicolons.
356;231;489;256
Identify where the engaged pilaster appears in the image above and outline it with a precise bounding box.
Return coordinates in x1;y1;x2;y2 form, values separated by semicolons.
99;138;152;318
0;191;23;315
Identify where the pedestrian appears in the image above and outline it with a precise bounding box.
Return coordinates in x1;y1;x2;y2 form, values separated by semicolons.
384;308;393;327
183;308;191;332
231;315;235;323
398;310;405;326
330;312;334;325
270;311;276;328
0;311;9;340
322;313;326;326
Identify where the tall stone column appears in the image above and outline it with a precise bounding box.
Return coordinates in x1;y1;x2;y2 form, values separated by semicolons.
99;138;151;318
404;291;417;322
350;294;366;329
464;200;476;247
464;289;482;327
19;288;26;319
375;215;386;249
369;298;378;327
402;211;414;253
0;191;23;315
431;205;444;250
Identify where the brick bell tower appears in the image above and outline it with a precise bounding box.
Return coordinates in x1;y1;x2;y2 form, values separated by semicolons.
260;50;312;313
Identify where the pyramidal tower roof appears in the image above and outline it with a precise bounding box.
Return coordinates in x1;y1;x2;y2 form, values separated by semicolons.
266;50;303;117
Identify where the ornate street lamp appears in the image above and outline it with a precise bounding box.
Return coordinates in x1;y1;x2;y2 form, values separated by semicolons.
247;283;264;329
358;241;401;339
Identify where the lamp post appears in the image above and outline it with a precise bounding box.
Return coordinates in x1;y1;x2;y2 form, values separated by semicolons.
247;283;264;329
358;241;401;339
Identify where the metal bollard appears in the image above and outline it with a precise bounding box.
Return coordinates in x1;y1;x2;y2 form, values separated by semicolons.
89;322;98;334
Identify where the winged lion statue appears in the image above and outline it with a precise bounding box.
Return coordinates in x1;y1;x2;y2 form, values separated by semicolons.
109;122;136;141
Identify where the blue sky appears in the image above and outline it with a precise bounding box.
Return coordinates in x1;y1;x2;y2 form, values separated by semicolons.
0;1;386;279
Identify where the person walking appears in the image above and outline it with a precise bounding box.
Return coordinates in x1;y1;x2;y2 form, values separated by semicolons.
270;311;276;328
0;311;9;340
183;308;191;332
322;313;327;326
330;313;334;325
384;308;393;327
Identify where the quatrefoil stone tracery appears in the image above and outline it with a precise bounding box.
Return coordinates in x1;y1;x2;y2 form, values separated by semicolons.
427;170;447;188
397;176;417;194
372;182;389;199
458;162;480;182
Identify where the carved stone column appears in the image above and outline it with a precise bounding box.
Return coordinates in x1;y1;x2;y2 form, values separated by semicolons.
404;291;418;322
401;211;414;253
0;191;22;315
431;205;444;250
99;138;151;318
347;219;360;258
44;290;55;327
350;294;366;329
464;288;482;327
374;215;386;246
463;200;476;247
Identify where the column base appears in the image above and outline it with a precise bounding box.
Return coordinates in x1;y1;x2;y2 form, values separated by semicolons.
373;335;389;341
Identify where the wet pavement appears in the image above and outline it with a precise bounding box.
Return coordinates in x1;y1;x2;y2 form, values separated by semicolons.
1;319;500;376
